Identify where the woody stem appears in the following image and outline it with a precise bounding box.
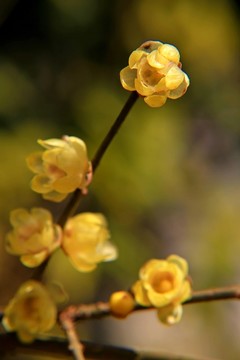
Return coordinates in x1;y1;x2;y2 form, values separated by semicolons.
57;91;139;227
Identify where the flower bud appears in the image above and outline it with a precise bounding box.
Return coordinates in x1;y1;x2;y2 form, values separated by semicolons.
109;291;135;318
120;41;190;108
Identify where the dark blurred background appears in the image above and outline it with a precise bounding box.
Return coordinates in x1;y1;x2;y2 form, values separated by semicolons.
0;0;239;358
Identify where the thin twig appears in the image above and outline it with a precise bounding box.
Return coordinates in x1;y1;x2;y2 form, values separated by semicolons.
91;91;139;172
1;285;240;325
57;189;82;227
31;91;139;280
57;285;240;324
57;91;139;227
58;303;110;359
31;260;49;281
59;310;86;360
184;285;240;304
60;302;111;322
1;286;240;358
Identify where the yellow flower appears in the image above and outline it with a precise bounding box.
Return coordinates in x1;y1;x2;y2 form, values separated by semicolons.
132;255;191;323
26;136;92;202
120;41;190;107
109;291;135;318
5;208;62;267
2;280;57;343
62;212;118;272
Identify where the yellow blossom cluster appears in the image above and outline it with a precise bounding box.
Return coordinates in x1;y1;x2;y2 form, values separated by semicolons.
3;37;193;344
120;41;190;107
2;281;57;343
26;136;92;202
4;209;117;342
5;207;117;273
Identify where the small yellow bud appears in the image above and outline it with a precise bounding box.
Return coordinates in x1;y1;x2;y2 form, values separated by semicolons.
109;291;135;318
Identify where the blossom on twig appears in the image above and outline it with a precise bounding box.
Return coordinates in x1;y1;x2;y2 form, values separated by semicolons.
132;255;192;324
120;41;189;107
5;208;62;267
2;280;57;343
26;136;92;202
62;212;118;272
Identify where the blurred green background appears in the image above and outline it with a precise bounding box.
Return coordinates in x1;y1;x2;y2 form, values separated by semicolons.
0;0;240;358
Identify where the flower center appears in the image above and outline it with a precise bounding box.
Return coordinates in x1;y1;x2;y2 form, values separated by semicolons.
151;271;174;293
46;164;66;180
138;58;163;87
142;67;162;86
21;296;41;322
18;220;41;240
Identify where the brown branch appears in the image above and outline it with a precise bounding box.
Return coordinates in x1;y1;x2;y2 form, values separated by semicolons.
30;91;139;280
57;189;83;227
0;334;139;359
57;285;240;324
1;286;240;358
91;91;139;173
57;91;139;227
59;310;86;360
184;285;240;304
59;302;111;322
1;285;240;325
59;303;110;359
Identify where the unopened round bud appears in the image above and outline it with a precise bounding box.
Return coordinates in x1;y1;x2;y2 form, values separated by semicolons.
109;291;135;318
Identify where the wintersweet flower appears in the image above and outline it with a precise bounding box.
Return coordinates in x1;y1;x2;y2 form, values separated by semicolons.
109;291;135;318
62;212;118;272
120;41;190;107
26;136;92;202
2;280;57;343
132;255;191;324
5;208;62;267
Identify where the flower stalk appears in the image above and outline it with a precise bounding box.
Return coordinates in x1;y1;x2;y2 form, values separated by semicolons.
1;285;240;358
58;285;240;324
31;91;138;280
91;91;139;172
1;285;240;325
57;91;139;227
